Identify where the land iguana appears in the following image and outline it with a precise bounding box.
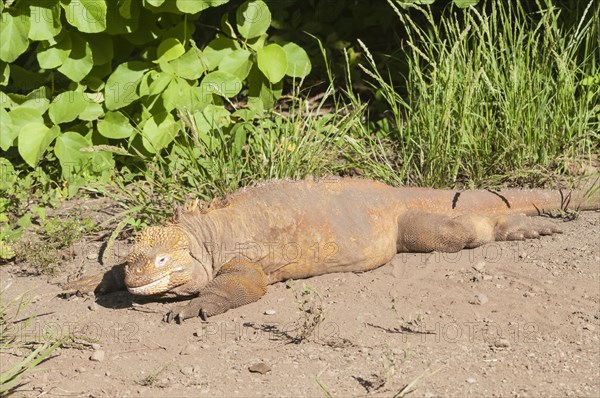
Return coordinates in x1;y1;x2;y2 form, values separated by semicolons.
63;177;599;323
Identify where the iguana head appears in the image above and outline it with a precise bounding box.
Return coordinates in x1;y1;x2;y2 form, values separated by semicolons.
124;226;195;295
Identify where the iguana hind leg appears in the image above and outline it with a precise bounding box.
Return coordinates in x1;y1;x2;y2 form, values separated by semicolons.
397;212;562;253
164;258;267;323
493;214;561;240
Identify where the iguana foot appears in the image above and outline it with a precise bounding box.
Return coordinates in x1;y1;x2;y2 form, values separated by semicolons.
163;258;267;323
163;302;205;324
494;214;562;241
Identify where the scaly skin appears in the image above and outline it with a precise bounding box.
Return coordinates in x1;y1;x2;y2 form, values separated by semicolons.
63;176;600;323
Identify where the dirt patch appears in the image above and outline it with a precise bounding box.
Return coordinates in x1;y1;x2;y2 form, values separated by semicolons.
1;211;599;397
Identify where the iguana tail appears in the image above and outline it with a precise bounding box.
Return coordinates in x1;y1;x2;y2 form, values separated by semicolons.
399;175;600;216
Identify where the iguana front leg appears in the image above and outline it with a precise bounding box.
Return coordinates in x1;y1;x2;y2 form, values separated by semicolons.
63;264;127;295
164;258;267;323
397;212;562;253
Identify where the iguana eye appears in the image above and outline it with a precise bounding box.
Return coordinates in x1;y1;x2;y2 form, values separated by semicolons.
155;254;170;268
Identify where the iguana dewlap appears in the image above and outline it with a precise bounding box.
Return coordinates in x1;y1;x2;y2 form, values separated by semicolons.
63;177;599;322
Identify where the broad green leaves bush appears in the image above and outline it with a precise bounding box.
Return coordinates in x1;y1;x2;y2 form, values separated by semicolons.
0;0;312;187
397;0;480;7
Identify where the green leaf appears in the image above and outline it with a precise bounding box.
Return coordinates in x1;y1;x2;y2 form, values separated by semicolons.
3;107;44;150
145;0;165;6
17;213;33;229
247;33;267;51
105;0;139;35
36;34;71;69
162;77;191;112
79;100;104;121
169;47;206;80
0;157;17;191
454;0;479;7
232;108;259;122
283;42;311;78
0;108;14;150
257;44;287;83
176;0;210;14
18;99;50;115
9;65;47;89
203;37;239;71
54;131;91;173
163;21;196;44
141;112;180;153
0;90;15;109
0;12;31;62
28;1;62;41
7;87;50;110
248;64;282;110
161;77;207;113
193;105;231;134
48;90;88;124
232;122;247;156
219;49;253;81
18;123;59;167
220;11;236;38
236;0;271;39
156;38;185;62
57;32;94;82
199;71;242;99
97;111;134;139
147;71;173;97
105;61;148;110
62;0;107;33
0;61;9;86
88;34;114;65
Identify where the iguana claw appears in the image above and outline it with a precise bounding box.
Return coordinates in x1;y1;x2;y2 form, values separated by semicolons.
163;310;184;324
163;301;205;324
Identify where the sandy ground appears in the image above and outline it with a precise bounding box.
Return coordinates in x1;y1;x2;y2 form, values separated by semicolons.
1;208;599;397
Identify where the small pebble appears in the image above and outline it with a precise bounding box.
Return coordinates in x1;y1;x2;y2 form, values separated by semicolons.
88;303;97;311
248;362;271;374
180;366;195;376
90;350;105;362
473;261;486;272
470;293;489;305
494;339;511;348
264;310;276;316
466;377;476;384
583;325;596;331
179;344;198;355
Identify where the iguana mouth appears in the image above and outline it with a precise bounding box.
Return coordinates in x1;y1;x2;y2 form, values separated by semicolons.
127;267;185;295
127;274;171;295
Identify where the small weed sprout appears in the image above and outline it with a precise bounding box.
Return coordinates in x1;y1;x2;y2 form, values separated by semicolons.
294;283;325;343
373;345;397;391
138;363;172;387
13;214;95;276
390;294;428;334
0;284;62;395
